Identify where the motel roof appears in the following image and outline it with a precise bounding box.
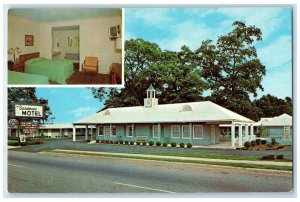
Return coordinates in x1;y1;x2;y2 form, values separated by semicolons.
73;101;253;125
254;113;292;127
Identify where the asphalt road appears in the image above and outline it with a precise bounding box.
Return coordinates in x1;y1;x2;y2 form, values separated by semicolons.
7;150;292;194
9;137;293;158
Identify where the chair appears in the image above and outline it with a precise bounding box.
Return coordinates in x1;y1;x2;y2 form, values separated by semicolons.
110;63;122;84
82;57;98;73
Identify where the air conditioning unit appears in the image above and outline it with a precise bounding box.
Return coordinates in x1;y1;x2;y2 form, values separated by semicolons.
109;25;121;39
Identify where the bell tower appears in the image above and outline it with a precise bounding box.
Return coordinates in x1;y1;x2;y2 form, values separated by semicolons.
144;84;158;108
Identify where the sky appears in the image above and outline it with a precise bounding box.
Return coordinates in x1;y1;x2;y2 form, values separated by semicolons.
36;7;293;124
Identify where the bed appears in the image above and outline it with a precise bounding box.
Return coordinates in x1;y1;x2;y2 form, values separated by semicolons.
8;70;49;85
21;52;74;84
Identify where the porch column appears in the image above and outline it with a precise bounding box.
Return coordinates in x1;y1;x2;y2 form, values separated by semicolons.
60;128;62;137
72;125;76;142
245;124;249;142
132;123;135;138
96;126;99;138
250;124;254;141
231;124;235;149
90;127;93;141
238;124;243;147
85;125;88;140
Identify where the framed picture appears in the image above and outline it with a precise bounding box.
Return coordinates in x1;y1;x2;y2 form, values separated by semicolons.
25;35;34;46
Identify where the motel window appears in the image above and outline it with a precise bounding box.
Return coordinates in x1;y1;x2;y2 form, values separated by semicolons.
112;126;116;136
126;126;133;137
153;125;160;138
171;125;180;138
182;125;191;139
98;126;104;136
284;126;291;135
193;125;203;139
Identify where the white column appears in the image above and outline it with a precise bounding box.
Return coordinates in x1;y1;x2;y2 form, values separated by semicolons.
132;123;135;138
231;124;236;149
250;124;255;141
245;124;249;142
72;125;76;142
60;128;62;137
96;126;99;139
85;125;88;140
238;125;243;147
90;127;93;141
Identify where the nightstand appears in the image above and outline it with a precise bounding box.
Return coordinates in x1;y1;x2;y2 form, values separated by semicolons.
12;63;24;72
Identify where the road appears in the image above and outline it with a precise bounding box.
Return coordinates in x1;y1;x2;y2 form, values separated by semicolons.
7;151;292;193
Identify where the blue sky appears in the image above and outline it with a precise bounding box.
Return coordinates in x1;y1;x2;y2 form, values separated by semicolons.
126;7;293;99
35;7;293;124
36;88;103;124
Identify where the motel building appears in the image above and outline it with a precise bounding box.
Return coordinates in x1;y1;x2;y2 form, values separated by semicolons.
72;85;256;149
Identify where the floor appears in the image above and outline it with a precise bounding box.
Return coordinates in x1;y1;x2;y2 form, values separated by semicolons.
66;71;110;84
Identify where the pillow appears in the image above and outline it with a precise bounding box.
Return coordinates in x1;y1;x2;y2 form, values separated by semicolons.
25;57;46;65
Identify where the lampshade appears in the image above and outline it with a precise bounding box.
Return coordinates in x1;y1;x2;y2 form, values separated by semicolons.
116;37;122;50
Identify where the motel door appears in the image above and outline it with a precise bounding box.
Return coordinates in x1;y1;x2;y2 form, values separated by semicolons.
104;126;110;140
210;125;215;144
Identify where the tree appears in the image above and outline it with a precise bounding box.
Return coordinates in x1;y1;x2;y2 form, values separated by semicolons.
253;94;292;117
8;88;54;123
195;21;266;120
91;39;207;109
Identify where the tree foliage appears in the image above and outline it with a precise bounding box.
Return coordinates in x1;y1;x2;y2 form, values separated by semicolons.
8;88;54;123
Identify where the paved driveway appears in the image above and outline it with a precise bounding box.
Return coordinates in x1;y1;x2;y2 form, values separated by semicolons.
8;137;293;158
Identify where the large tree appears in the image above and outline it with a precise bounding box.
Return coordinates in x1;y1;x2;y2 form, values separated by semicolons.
195;21;266;120
8;88;54;123
91;39;207;109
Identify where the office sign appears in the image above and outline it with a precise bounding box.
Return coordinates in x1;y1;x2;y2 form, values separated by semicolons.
14;103;44;118
20;121;39;129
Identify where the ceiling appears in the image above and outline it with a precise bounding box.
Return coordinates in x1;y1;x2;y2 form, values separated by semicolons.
8;8;122;22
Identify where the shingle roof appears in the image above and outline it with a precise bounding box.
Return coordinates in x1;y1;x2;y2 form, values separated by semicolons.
73;101;253;125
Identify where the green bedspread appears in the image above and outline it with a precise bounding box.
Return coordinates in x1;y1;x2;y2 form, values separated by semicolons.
25;57;74;84
8;70;49;85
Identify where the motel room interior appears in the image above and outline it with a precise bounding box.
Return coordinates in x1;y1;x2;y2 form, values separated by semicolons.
7;8;122;85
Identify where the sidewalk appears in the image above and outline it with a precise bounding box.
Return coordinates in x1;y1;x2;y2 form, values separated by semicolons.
53;149;292;167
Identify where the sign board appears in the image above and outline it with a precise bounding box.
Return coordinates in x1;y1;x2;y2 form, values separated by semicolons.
8;119;19;125
20;122;39;129
14;103;44;119
19;133;26;142
23;129;37;134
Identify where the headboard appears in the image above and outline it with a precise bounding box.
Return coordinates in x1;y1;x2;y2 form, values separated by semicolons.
19;52;40;67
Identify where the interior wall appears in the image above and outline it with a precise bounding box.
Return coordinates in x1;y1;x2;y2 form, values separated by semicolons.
7;15;40;62
40;16;122;74
52;29;79;60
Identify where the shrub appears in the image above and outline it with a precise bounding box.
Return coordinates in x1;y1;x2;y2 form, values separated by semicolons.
250;140;256;147
171;142;177;147
114;140;119;144
130;141;134;145
271;138;279;147
162;142;168;147
255;139;261;145
187;143;192;148
156;141;161;146
86;139;90;142
105;140;109;144
35;141;43;145
8;142;19;146
109;140;113;144
261;155;275;160
149;141;154;146
101;140;105;143
142;142;147;146
96;139;100;143
276;154;284;160
244;141;251;149
179;143;185;148
20;142;27;146
125;141;129;145
261;140;267;145
119;140;124;144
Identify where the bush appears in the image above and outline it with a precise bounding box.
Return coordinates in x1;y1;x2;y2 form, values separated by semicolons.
119;140;124;144
244;141;251;149
114;140;119;144
109;140;113;144
271;138;279;147
255;139;261;145
130;141;134;145
261;155;275;160
142;142;147;146
171;142;177;147
105;140;109;144
20;142;27;146
156;141;161;146
125;141;129;145
86;139;90;142
101;140;105;143
187;143;192;148
261;140;267;145
96;139;100;143
162;142;168;147
276;154;284;160
149;141;154;146
250;140;256;147
179;143;185;148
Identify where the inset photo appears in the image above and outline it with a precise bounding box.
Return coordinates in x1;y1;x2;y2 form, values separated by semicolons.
7;7;123;86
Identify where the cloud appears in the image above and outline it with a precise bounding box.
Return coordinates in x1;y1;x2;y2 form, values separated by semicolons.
71;106;98;118
257;35;292;69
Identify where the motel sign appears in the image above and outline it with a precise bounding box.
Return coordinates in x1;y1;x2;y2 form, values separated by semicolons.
14;103;44;119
